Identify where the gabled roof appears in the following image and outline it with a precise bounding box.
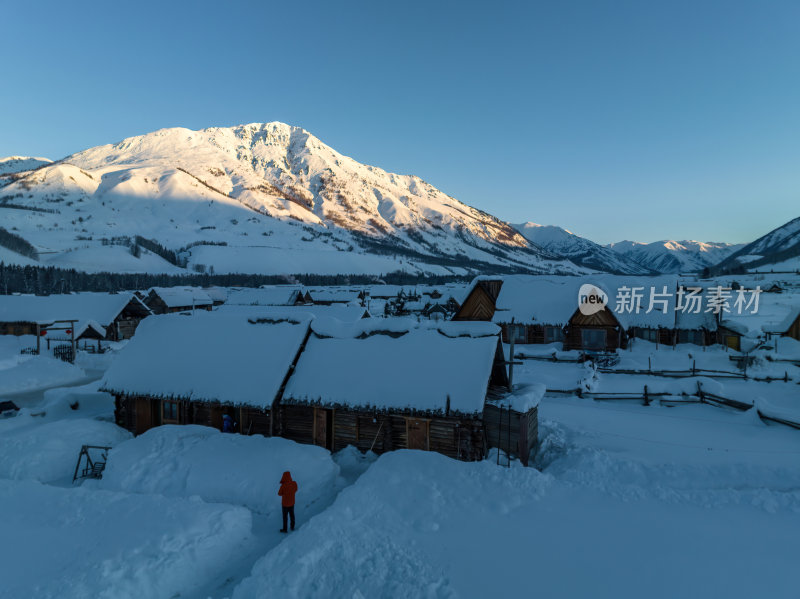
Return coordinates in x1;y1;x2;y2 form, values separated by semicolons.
101;312;312;408
282;320;503;414
148;287;213;308
226;285;306;306
721;292;800;337
0;292;150;327
461;274;681;329
216;303;371;323
305;287;362;303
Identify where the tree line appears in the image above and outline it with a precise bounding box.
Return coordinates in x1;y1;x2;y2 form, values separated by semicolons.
0;262;469;295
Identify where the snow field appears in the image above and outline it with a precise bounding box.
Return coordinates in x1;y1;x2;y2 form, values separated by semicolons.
0;355;88;397
0;479;253;599
233;443;800;599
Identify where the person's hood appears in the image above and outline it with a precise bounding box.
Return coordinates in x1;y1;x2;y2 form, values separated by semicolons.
280;471;293;483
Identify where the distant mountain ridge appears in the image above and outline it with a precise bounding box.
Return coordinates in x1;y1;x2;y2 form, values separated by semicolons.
607;239;743;274
0;124;785;278
513;222;653;275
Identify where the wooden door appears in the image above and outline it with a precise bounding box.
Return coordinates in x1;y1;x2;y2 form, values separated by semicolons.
313;408;330;448
406;418;429;450
726;335;741;351
135;397;154;435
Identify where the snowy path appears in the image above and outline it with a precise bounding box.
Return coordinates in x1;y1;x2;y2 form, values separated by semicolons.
185;447;377;599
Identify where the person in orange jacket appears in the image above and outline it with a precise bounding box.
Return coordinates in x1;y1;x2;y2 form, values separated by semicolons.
278;471;298;533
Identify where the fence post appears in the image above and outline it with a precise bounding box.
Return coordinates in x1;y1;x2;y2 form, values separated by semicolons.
643;385;650;406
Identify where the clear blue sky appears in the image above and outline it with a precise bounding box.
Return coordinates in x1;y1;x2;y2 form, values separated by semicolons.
2;0;798;244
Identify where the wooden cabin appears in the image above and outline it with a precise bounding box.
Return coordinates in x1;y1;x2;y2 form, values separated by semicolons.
277;320;538;463
719;291;800;350
454;277;576;346
145;287;214;314
101;312;542;465
226;285;312;308
101;312;313;436
564;306;626;352
0;292;151;341
454;275;711;352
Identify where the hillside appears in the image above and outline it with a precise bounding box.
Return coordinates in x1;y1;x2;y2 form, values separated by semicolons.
712;216;800;273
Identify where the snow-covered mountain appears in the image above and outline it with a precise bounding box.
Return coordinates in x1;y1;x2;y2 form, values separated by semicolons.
513;222;653;275
0;156;52;175
712;216;800;273
0;123;585;277
607;239;742;274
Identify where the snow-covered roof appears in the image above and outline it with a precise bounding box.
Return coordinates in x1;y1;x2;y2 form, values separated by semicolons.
226;286;305;306
0;292;150;327
480;274;681;329
74;320;108;339
202;286;228;303
149;287;213;308
305;287;362;303
283;320;502;414
101;312;312;407
721;292;800;338
216;303;370;324
487;382;544;413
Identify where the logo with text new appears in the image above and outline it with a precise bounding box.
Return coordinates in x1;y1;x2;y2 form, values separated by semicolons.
578;284;608;316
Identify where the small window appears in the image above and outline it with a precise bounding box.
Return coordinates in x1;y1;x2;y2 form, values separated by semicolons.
162;400;179;423
544;326;564;343
510;324;526;343
581;328;607;350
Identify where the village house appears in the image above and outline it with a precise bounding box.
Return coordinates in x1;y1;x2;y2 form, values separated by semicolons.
305;287;363;305
145;287;214;314
101;311;313;436
101;312;539;464
217;303;371;323
225;285;312;307
452;274;719;352
0;291;152;341
720;290;800;351
278;319;538;464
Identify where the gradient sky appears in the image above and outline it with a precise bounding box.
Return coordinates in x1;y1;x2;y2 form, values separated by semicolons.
2;0;798;244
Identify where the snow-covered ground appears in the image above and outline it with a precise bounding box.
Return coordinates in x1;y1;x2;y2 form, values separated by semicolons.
1;329;799;598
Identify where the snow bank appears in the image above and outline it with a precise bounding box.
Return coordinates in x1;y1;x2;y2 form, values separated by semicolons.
0;418;130;483
0;334;37;370
0;356;87;396
0;478;252;599
233;451;537;599
97;425;339;514
235;447;800;599
40;381;116;420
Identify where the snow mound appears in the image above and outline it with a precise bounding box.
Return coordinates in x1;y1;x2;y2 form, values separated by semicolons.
233;451;547;599
97;425;339;514
0;418;130;484
0;478;252;599
0;356;87;396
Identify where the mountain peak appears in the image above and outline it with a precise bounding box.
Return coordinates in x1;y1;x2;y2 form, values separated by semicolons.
0;122;585;277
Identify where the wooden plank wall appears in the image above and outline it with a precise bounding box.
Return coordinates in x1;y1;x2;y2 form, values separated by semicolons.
484;404;539;466
114;396;272;437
